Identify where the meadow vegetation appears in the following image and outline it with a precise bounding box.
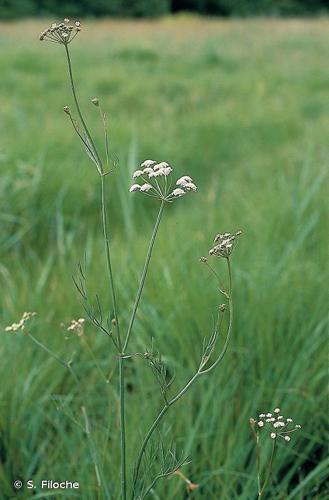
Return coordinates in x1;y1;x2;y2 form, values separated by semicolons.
0;16;327;498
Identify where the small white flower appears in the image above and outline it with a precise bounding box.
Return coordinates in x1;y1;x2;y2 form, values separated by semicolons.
143;167;154;174
184;182;197;191
172;188;186;197
259;413;265;418
176;176;193;186
163;167;172;176
274;408;280;413
286;418;293;423
154;168;166;176
129;184;141;192
277;416;283;420
140;183;152;192
266;413;272;418
265;419;271;423
258;421;264;427
284;436;291;442
133;170;144;178
295;424;301;429
141;159;156;168
154;162;169;170
148;171;158;178
270;433;276;439
273;422;280;428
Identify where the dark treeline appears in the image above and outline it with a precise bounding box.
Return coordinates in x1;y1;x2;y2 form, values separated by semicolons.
0;0;328;19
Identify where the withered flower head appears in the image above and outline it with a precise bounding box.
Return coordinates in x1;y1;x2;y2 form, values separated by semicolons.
209;230;242;258
39;18;82;45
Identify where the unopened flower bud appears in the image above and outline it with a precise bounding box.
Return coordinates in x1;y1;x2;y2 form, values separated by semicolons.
91;97;99;106
63;106;70;114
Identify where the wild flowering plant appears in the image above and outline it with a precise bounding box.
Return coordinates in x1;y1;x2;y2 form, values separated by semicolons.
5;18;241;499
250;408;302;498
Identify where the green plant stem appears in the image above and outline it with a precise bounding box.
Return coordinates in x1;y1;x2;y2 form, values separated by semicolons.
100;171;126;500
123;200;165;352
131;371;199;497
256;431;261;498
100;175;121;347
259;440;277;498
64;43;124;498
199;257;232;374
131;257;233;496
64;44;103;171
27;333;68;368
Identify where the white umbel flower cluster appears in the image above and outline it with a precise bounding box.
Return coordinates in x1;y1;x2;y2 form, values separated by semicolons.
255;408;302;442
5;312;37;332
129;160;197;202
39;18;81;44
209;230;242;258
67;318;85;337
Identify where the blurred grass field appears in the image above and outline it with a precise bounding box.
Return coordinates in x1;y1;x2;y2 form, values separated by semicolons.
0;16;328;499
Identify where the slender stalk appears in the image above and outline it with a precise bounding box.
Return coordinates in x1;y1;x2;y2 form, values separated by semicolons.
119;358;127;500
64;43;125;499
27;333;68;368
199;257;233;374
259;440;276;498
123;200;165;352
100;175;121;347
256;431;261;498
100;165;126;500
131;371;200;497
64;44;103;171
131;257;233;496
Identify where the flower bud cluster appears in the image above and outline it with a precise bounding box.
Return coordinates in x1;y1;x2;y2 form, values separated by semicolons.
39;19;81;44
5;312;37;332
209;230;242;258
67;318;85;337
129;160;197;202
256;408;302;442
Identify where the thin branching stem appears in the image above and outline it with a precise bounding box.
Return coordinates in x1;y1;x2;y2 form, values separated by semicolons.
64;43;126;499
132;257;233;496
64;44;103;172
123;200;165;353
199;257;232;374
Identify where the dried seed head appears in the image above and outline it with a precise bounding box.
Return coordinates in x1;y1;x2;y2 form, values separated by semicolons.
209;230;242;258
63;105;70;114
39;19;82;45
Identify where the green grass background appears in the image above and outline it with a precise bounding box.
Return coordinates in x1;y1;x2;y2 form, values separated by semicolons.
0;16;327;499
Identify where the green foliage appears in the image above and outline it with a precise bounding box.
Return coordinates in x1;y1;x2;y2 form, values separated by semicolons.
171;0;329;16
0;0;171;19
0;17;327;498
0;0;328;19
